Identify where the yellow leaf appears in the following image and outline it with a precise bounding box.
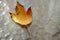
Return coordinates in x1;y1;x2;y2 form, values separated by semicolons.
10;2;32;26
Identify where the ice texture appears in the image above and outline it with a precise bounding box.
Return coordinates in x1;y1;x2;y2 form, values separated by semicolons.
0;0;60;40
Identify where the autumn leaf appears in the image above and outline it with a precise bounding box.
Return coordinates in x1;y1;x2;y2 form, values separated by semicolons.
9;2;32;27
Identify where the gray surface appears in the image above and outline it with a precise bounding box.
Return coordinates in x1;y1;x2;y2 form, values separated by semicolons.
0;0;60;40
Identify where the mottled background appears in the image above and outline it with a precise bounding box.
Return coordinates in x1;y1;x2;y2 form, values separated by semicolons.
0;0;60;40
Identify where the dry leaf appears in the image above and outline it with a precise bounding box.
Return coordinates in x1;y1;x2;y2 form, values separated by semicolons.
9;2;32;26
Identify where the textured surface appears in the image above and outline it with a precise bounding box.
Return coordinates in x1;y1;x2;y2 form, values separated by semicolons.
0;0;60;40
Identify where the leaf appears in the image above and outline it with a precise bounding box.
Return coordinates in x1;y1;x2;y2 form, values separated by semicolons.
10;2;32;26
